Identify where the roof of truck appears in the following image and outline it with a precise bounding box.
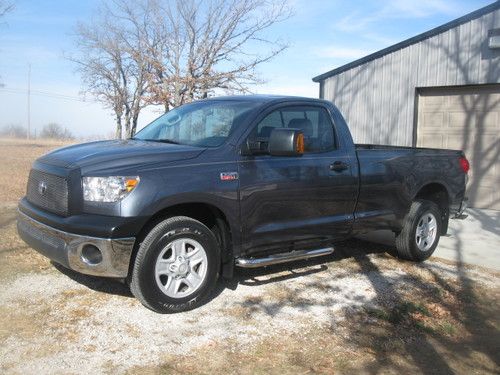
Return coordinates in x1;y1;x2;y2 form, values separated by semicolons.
203;94;326;103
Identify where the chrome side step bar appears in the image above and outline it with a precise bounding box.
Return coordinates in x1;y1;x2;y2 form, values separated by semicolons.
235;247;334;268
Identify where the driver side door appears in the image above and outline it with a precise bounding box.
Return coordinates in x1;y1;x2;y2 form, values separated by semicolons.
238;103;357;256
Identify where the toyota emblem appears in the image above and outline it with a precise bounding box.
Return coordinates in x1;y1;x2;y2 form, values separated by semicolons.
38;181;47;195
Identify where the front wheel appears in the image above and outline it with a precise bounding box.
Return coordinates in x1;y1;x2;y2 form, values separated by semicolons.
395;199;442;262
129;216;220;313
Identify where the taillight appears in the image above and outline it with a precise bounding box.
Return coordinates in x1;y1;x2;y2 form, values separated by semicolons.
459;157;470;173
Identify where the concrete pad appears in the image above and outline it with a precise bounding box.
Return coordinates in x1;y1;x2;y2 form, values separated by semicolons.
356;208;500;271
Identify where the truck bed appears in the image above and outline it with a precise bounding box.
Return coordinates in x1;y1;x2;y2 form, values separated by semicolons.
352;143;466;233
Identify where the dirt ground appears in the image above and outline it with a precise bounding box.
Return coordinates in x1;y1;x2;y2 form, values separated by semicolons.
0;138;499;374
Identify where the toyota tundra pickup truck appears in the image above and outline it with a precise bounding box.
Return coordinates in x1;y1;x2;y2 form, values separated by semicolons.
17;95;468;313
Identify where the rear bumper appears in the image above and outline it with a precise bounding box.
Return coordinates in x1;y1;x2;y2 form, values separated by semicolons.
17;211;135;278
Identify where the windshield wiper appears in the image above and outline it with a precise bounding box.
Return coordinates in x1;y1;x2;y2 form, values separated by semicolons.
139;138;181;145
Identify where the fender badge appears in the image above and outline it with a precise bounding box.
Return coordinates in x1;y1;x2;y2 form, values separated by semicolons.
220;172;239;181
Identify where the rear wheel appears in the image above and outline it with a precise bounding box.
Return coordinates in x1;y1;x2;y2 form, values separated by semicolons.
395;199;442;261
129;216;220;313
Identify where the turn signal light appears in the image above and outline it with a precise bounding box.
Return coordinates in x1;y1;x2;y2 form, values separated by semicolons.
459;157;470;173
296;133;305;154
125;178;139;192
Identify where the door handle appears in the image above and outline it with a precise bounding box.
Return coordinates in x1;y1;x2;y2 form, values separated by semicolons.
330;161;349;172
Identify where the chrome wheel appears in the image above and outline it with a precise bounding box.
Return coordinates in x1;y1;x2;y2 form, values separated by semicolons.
154;238;208;299
415;212;437;251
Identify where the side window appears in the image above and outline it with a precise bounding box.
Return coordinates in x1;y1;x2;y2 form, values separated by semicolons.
247;111;282;153
248;106;336;153
254;110;282;137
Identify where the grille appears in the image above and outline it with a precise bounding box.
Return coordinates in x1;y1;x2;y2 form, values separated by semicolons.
26;169;69;216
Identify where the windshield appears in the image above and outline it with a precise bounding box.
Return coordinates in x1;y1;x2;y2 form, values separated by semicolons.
134;100;260;147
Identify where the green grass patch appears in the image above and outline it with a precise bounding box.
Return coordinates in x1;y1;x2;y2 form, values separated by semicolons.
438;322;456;335
366;301;431;325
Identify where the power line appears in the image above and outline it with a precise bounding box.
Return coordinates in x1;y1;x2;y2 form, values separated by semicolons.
0;87;96;103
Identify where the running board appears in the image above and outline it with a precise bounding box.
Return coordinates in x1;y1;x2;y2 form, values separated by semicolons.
235;247;334;268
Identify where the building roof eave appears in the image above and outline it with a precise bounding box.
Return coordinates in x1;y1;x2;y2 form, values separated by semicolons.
312;1;500;83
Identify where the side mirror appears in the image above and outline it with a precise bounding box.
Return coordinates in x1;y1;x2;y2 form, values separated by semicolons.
268;128;304;156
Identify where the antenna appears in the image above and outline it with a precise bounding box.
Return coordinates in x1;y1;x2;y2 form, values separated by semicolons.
27;63;31;140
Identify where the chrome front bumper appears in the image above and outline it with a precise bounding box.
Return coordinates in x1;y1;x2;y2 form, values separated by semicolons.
17;211;135;278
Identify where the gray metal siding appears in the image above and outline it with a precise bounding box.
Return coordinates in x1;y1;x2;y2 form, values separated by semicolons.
321;8;500;146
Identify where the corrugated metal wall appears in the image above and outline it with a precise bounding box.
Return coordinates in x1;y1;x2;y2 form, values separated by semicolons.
320;7;500;146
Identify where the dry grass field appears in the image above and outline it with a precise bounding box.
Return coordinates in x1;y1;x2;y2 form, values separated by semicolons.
0;137;499;374
0;138;72;204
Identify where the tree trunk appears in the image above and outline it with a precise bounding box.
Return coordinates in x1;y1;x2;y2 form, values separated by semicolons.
124;119;131;139
130;112;140;138
124;107;131;139
115;117;123;139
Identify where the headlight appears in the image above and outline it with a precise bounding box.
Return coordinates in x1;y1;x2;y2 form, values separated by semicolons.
82;176;140;202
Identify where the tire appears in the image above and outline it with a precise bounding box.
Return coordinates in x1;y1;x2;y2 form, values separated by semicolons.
129;216;220;313
395;199;442;262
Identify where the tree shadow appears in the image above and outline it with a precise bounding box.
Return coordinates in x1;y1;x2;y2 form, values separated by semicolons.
466;207;500;236
231;239;386;286
47;230;499;372
220;236;499;372
215;240;389;318
423;25;500;211
345;232;499;373
423;228;500;367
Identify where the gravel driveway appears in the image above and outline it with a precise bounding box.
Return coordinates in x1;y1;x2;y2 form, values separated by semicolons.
1;205;499;374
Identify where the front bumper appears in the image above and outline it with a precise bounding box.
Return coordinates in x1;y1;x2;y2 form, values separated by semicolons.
17;211;135;278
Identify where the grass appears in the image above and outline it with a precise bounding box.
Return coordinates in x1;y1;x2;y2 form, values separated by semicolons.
365;301;431;325
0;137;73;203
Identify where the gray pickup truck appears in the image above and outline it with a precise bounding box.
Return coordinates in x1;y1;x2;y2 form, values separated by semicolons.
18;95;468;313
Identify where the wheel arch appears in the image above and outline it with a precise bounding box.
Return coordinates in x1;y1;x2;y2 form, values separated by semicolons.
413;182;450;234
128;201;234;278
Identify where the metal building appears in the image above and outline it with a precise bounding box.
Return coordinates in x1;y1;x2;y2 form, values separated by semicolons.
313;2;500;210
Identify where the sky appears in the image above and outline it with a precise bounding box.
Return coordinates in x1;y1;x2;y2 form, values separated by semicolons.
0;0;495;138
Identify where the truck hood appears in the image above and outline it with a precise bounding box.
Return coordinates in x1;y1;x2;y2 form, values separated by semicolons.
37;139;205;172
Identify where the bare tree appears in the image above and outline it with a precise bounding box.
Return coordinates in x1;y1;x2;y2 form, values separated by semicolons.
0;0;14;87
0;123;26;138
0;1;13;19
70;1;155;138
40;123;74;140
145;0;291;110
71;0;289;138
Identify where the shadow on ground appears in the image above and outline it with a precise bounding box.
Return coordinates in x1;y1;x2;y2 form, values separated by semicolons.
51;238;387;303
232;238;500;374
52;262;133;298
48;236;499;372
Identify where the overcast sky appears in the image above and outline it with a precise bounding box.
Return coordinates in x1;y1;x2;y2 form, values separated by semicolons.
0;0;494;138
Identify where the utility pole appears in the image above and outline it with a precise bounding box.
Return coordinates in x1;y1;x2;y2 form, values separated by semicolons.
27;63;31;140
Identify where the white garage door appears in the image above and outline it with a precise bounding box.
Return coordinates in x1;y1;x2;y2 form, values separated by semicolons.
417;85;500;210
